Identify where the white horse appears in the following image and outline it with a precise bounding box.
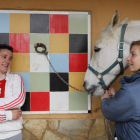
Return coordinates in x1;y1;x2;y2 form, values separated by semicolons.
83;11;140;96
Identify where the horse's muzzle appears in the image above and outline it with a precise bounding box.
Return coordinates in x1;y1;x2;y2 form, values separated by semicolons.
83;81;98;93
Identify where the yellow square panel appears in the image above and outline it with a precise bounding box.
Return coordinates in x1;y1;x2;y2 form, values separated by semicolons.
50;34;69;53
10;53;30;72
10;13;30;33
69;72;85;91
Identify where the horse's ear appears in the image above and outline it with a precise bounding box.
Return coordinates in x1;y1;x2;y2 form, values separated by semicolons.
103;11;121;33
110;11;120;31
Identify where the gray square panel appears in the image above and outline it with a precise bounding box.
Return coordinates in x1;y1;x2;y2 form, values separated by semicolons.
69;34;88;53
0;33;9;45
30;14;49;33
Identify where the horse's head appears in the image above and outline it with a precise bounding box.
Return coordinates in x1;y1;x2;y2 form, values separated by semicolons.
83;11;128;96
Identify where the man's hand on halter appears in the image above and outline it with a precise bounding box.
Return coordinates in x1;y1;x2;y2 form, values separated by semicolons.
108;87;116;97
12;109;22;120
101;87;116;100
101;90;110;100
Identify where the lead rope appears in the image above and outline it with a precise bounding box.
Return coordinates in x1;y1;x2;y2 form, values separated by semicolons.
34;43;88;94
34;43;112;140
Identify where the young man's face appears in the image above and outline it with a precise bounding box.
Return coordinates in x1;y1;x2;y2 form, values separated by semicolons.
0;49;13;75
126;45;140;72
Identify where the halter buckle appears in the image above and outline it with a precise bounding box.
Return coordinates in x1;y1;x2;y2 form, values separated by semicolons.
117;58;123;62
118;42;125;50
97;73;102;79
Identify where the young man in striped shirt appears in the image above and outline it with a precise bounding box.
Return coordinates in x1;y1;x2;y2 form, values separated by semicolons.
0;44;25;140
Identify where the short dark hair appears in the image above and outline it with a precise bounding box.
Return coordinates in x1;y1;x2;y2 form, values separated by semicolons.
130;40;140;50
0;44;13;52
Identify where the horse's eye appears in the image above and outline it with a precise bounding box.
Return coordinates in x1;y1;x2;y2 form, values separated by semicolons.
94;47;101;52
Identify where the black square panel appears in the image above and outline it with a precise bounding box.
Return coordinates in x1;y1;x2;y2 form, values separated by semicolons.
50;73;69;91
21;92;30;111
88;110;91;113
0;33;9;45
30;14;49;33
69;34;88;53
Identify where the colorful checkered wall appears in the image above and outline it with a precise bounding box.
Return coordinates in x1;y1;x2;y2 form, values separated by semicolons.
0;10;91;114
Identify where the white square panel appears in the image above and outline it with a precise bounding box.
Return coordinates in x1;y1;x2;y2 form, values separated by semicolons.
50;92;69;111
68;110;88;113
88;94;91;110
22;111;50;114
30;53;49;72
50;111;69;114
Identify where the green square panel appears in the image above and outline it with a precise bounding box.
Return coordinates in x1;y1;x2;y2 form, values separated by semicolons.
30;72;50;92
69;14;88;34
69;91;88;110
30;33;49;53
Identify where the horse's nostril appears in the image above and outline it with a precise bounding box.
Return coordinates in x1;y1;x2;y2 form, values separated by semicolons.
84;85;98;93
83;81;86;87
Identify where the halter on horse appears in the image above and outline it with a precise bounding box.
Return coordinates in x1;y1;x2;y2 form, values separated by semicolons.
88;24;127;90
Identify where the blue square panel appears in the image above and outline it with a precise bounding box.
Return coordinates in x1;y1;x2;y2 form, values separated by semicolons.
50;53;69;72
14;72;30;92
0;13;9;33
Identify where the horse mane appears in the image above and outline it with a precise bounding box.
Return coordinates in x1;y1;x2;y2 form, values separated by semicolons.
101;20;140;34
128;20;140;26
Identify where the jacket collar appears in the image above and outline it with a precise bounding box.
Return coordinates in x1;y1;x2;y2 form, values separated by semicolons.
119;71;140;85
5;69;10;80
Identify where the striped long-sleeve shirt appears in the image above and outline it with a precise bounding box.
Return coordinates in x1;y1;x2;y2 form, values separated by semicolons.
0;73;25;122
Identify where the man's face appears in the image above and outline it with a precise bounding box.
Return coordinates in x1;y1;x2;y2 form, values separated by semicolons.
126;45;140;72
0;49;13;75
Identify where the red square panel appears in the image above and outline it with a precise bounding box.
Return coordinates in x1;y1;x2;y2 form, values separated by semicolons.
31;92;50;111
50;14;68;33
69;53;88;72
10;33;30;53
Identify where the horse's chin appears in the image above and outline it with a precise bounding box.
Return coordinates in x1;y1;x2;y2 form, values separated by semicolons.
91;89;104;96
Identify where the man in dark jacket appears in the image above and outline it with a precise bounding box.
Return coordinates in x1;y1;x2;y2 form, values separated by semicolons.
101;40;140;140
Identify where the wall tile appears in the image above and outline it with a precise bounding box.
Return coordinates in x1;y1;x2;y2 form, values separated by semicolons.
50;34;69;53
10;13;30;33
30;14;49;33
0;13;9;33
69;53;88;72
30;53;49;72
10;53;30;72
50;14;68;33
50;53;68;72
30;72;50;92
30;92;50;111
50;73;68;91
50;92;69;111
10;33;30;53
69;91;88;110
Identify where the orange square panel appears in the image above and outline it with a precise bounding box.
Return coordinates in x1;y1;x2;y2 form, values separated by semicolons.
10;13;30;33
10;53;30;72
50;34;69;53
69;72;85;91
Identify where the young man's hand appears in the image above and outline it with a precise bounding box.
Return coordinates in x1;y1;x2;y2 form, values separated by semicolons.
12;109;22;120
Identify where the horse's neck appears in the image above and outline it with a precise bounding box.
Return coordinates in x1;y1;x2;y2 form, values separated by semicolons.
125;21;140;44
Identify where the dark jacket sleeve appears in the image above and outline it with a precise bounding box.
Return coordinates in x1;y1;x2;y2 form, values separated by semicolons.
101;86;135;122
